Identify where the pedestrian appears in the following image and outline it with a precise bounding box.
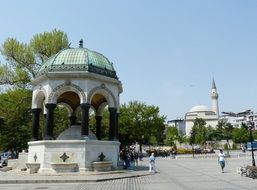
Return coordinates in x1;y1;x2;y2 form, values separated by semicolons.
149;152;156;173
218;149;226;173
171;149;176;159
134;152;139;166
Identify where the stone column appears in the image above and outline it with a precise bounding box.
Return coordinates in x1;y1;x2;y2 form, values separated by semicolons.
95;116;102;140
108;107;117;140
115;112;119;140
44;103;56;140
31;108;42;141
81;103;90;138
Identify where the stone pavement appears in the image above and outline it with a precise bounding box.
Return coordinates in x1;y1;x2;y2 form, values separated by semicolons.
0;164;150;184
1;155;257;189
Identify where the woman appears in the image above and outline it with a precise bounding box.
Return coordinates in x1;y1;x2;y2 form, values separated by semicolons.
218;149;226;173
149;153;156;173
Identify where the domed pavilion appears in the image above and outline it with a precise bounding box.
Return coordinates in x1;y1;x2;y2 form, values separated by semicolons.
28;40;123;173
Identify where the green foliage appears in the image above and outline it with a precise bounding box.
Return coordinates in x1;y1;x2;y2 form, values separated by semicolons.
212;121;234;141
232;124;249;143
0;29;70;151
88;108;110;140
189;118;207;146
119;101;166;146
205;125;216;141
252;130;257;140
30;29;69;61
164;126;178;146
0;29;69;88
53;106;70;139
215;122;224;140
149;136;158;146
0;89;32;151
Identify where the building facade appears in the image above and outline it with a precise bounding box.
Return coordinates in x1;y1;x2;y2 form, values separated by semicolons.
167;118;186;135
220;110;257;129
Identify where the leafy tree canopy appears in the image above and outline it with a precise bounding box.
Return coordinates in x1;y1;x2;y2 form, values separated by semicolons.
231;123;249;143
0;29;69;88
189;118;207;146
0;88;32;151
164;126;179;146
119;101;166;146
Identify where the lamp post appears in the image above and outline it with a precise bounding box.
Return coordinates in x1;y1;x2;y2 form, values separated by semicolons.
248;116;256;167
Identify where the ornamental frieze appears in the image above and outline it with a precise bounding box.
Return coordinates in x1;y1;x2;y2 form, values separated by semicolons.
48;82;86;103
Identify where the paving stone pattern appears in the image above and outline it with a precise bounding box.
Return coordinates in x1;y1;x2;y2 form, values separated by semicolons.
1;155;257;190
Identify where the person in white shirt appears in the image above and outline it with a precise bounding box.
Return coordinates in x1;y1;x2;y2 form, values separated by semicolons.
149;153;156;173
218;149;226;173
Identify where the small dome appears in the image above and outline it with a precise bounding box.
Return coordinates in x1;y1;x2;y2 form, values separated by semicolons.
36;47;118;79
189;105;209;112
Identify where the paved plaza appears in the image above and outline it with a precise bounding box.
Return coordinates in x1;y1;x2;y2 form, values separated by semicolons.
1;154;257;190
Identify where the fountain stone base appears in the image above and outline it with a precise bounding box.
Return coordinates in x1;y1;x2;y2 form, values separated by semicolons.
92;161;112;172
51;162;78;173
25;163;40;174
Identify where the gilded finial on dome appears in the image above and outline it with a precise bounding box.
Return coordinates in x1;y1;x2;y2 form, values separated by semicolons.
79;39;83;48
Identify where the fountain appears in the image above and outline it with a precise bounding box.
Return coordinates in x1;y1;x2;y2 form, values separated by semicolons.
28;41;123;173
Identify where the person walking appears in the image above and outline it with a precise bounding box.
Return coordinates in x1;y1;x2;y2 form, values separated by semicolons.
218;149;226;173
149;153;156;173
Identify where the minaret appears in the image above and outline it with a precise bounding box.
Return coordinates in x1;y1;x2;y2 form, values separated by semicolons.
211;79;219;118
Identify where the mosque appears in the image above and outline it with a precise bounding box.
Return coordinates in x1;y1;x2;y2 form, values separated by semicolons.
184;80;219;136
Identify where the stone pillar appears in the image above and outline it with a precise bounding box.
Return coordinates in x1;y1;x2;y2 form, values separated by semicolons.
108;107;117;140
81;103;90;138
31;108;42;141
95;116;102;140
44;103;56;140
115;112;119;140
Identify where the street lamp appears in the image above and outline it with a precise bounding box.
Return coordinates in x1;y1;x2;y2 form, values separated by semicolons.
248;116;256;167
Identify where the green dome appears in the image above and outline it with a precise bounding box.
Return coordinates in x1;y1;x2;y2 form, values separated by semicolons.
37;47;117;79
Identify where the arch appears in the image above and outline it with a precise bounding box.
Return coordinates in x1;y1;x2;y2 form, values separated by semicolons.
88;86;117;108
48;83;86;104
32;89;47;109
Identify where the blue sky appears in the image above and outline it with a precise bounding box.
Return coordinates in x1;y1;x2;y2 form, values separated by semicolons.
1;0;257;120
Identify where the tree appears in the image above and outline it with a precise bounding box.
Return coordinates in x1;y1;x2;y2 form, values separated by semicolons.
0;29;69;88
119;101;166;147
205;125;216;141
188;118;207;157
190;118;207;146
215;121;225;140
164;126;178;146
0;30;69;151
0;88;32;151
232;123;249;144
216;121;233;140
216;121;234;155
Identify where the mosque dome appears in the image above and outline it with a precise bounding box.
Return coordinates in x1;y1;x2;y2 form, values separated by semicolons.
36;40;117;79
189;105;209;112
